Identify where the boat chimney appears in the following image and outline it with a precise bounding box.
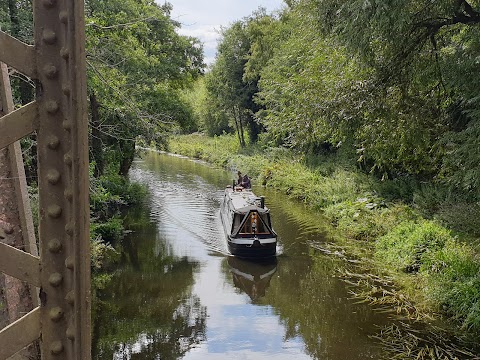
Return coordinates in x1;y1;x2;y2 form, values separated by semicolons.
260;196;265;209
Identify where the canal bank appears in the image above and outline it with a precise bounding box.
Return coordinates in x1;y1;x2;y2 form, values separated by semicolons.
166;134;480;358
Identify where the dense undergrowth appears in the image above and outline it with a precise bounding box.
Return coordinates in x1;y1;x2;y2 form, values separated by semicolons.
90;169;148;272
168;133;480;338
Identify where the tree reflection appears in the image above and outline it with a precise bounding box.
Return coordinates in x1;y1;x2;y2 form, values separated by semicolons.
92;220;207;359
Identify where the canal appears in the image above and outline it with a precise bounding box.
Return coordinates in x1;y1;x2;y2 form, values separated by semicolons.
92;151;397;359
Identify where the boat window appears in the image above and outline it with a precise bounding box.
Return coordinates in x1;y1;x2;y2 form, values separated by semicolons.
239;211;271;235
232;213;243;235
260;213;271;228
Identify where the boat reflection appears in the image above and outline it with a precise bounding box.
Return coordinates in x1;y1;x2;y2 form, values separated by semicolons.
227;256;277;301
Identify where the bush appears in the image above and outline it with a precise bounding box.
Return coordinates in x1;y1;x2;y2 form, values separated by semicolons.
422;240;480;332
375;220;453;273
90;217;124;244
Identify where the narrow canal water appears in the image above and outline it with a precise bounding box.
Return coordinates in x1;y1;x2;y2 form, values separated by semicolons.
92;151;392;359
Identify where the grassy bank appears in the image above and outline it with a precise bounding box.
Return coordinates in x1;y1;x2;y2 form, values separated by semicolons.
168;133;480;338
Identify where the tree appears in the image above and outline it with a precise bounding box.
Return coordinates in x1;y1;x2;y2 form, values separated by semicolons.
85;0;204;176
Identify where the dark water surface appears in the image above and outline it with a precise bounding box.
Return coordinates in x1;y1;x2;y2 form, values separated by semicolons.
93;151;392;359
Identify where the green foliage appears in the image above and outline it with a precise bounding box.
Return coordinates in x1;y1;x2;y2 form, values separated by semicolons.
90;237;116;272
91;217;125;244
422;240;480;332
376;220;452;273
86;0;205;176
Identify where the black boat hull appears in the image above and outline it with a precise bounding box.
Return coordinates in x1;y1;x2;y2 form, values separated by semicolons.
227;239;276;258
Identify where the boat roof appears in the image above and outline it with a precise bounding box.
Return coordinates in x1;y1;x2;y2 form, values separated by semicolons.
225;187;270;214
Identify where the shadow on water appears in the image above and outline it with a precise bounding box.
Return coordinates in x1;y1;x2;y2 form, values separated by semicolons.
95;151;473;359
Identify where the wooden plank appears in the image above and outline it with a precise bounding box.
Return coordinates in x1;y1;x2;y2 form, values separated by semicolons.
0;102;38;150
0;243;40;287
0;31;36;78
0;307;40;360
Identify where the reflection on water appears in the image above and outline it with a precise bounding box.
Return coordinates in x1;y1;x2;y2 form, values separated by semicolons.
226;257;277;301
93;151;389;359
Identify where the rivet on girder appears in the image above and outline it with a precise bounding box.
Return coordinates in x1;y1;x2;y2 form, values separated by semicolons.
66;326;75;340
60;47;70;60
62;85;71;96
65;222;74;236
64;188;73;202
65;291;75;305
50;341;64;355
64;152;73;166
42;0;57;8
45;100;59;114
59;11;68;24
49;307;64;322
42;29;57;45
65;256;74;270
4;225;14;235
48;238;62;253
47;205;62;218
47;169;61;184
49;272;63;287
47;136;61;150
63;120;72;131
44;63;58;79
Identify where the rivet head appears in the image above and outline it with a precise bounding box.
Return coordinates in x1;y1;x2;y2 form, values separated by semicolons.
65;256;74;270
65;223;74;236
4;225;14;235
64;189;73;201
63;120;72;131
47;169;61;184
42;29;57;44
62;85;71;96
60;47;70;59
47;205;62;218
47;136;60;150
49;272;63;287
65;291;75;305
45;100;59;114
42;0;57;8
49;307;64;322
66;326;75;340
59;11;68;24
48;238;62;253
43;63;58;79
50;340;63;355
64;153;72;166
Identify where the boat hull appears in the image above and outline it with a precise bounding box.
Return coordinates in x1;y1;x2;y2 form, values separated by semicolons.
227;238;276;258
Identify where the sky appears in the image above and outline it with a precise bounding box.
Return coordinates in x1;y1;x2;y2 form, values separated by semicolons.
164;0;285;65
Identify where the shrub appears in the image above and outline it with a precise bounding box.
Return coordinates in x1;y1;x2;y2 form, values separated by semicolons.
375;220;453;273
90;217;124;244
421;240;480;332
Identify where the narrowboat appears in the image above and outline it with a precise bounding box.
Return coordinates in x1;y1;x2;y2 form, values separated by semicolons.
220;185;277;258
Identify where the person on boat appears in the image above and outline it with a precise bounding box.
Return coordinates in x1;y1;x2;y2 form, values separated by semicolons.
237;171;243;185
241;174;251;189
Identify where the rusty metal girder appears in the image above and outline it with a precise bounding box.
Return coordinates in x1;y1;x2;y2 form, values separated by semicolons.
0;0;90;359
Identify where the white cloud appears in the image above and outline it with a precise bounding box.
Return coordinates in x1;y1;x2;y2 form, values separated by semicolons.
164;0;285;65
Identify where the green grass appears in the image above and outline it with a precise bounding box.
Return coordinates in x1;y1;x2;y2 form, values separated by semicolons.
168;133;480;335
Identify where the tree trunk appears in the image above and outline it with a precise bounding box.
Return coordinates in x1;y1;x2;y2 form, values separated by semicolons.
90;92;104;177
118;140;136;177
233;106;245;147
